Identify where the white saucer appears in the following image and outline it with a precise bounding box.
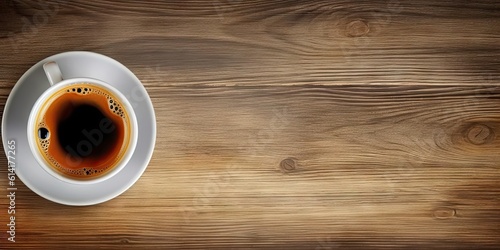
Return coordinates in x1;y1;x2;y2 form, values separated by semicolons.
1;51;156;206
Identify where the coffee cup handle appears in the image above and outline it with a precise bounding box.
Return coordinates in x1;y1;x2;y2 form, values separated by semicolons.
43;61;63;86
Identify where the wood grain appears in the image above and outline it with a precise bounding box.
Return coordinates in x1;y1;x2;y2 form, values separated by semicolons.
1;0;500;249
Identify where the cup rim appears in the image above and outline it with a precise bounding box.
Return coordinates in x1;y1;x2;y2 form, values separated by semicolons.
27;77;138;185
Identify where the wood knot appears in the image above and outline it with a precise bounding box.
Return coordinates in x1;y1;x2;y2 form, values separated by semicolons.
433;207;456;220
280;158;297;172
466;124;494;145
120;238;130;244
345;20;370;37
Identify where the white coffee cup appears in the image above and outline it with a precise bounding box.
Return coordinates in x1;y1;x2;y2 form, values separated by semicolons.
27;61;138;185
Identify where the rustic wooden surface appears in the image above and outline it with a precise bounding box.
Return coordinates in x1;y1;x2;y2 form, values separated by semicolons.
1;0;500;249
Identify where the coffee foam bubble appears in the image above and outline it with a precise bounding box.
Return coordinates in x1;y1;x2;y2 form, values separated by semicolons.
36;83;127;177
44;155;105;176
65;86;125;118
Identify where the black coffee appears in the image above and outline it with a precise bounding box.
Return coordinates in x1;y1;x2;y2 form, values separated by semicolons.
58;104;119;160
34;83;131;179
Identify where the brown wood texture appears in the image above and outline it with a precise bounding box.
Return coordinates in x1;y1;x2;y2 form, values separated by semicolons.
1;0;500;249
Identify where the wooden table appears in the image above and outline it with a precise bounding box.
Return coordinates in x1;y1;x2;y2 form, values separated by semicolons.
1;0;499;249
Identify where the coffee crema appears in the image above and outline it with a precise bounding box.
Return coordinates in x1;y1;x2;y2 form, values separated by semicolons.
34;83;132;180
